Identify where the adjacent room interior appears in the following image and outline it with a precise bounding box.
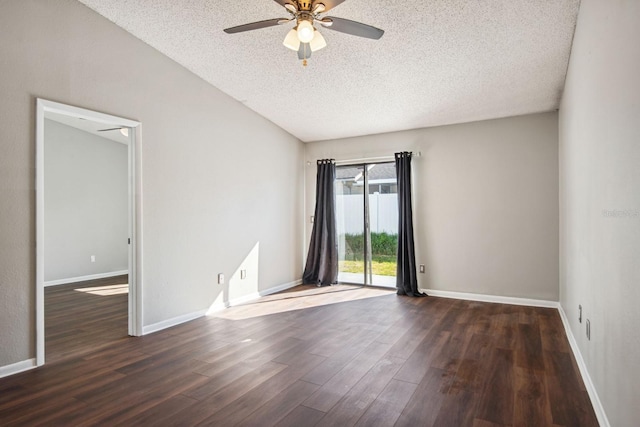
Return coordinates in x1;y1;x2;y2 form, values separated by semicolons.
0;0;638;426
42;113;131;362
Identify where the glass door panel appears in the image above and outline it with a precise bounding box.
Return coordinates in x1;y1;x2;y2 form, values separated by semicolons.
336;162;398;288
367;163;398;288
336;165;365;284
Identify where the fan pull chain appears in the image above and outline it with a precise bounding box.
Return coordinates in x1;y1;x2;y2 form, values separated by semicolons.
303;43;308;67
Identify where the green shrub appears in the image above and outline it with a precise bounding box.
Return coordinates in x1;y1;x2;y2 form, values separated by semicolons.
342;232;397;262
371;232;397;255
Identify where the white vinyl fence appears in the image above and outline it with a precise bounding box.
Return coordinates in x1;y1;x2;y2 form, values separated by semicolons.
336;193;398;235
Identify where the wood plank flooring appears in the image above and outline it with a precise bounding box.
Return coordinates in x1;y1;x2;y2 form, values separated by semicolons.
0;284;598;426
45;275;129;363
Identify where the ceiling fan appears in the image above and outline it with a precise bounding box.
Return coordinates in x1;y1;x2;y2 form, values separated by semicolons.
223;0;384;66
98;127;129;137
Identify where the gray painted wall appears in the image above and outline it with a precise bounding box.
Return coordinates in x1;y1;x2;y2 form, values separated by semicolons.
305;113;559;301
0;0;304;367
559;0;640;425
44;119;128;282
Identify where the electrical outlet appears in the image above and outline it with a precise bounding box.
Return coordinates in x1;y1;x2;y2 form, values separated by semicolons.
90;255;96;263
241;270;247;280
586;319;591;340
218;273;224;285
419;264;425;273
578;304;582;323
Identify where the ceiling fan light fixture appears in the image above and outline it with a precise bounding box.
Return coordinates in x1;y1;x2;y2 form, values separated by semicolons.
309;29;327;52
296;19;315;43
283;28;301;51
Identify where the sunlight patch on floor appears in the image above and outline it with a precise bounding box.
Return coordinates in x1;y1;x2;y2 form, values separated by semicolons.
74;283;129;296
211;284;395;320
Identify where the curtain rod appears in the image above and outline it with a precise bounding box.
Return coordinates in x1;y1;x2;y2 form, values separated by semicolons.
307;152;422;166
335;155;393;165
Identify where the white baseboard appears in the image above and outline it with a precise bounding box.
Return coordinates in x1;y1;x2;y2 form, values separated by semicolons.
142;309;207;335
206;279;303;315
144;280;303;334
557;305;610;427
0;358;37;379
227;279;303;307
421;288;559;308
45;270;129;287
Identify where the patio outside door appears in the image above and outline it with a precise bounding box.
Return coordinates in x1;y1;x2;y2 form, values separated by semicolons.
335;162;398;287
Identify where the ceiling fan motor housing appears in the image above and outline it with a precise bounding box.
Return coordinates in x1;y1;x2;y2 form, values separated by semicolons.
295;1;314;12
297;12;313;23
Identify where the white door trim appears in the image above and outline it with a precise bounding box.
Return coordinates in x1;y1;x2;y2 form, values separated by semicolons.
35;99;143;366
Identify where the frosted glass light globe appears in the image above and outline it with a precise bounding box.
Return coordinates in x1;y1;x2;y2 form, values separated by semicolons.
297;20;314;43
283;28;300;51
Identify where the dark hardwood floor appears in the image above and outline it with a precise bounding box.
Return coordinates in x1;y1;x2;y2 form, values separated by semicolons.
0;284;598;426
45;275;129;363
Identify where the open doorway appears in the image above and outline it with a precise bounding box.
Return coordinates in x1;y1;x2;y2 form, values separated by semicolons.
36;99;141;366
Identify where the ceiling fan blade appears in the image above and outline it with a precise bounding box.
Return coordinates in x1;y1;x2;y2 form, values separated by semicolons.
318;0;347;13
98;128;122;132
321;16;384;39
297;43;312;60
223;18;283;34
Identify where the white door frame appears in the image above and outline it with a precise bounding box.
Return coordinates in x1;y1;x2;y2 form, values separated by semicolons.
35;98;143;366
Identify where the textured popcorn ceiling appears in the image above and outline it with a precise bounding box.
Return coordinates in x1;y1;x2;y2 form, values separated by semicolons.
77;0;580;142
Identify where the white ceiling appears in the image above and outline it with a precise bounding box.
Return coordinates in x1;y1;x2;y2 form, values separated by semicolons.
77;0;580;142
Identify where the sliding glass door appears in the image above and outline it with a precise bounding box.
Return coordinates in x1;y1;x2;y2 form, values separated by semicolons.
335;162;398;287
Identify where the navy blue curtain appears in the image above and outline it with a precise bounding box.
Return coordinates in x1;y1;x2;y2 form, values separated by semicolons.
395;152;426;297
303;159;338;286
